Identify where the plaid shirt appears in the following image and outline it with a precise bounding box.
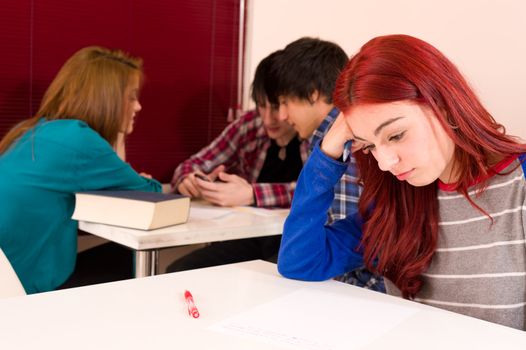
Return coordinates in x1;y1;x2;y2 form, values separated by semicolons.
309;107;361;222
311;107;385;292
171;110;309;208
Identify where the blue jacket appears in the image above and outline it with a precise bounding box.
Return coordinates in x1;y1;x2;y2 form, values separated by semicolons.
278;143;364;280
0;119;161;293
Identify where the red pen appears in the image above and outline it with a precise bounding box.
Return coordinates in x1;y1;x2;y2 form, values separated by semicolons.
184;290;200;318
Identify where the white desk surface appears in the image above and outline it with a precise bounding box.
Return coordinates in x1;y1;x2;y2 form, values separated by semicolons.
0;260;525;350
78;201;289;250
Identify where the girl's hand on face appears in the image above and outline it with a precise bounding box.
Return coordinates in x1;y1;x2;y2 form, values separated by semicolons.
320;112;355;159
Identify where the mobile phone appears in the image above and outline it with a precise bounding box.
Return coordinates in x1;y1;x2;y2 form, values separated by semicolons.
194;173;211;182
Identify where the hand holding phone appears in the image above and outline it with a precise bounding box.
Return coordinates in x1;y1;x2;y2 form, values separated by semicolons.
194;173;211;182
194;165;227;184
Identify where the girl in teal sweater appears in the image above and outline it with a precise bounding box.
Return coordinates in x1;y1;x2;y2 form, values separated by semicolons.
0;47;161;294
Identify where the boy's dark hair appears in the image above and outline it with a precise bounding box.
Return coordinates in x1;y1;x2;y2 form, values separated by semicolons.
269;37;348;105
250;49;283;107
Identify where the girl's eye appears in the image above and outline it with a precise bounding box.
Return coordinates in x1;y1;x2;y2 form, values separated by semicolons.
389;131;405;142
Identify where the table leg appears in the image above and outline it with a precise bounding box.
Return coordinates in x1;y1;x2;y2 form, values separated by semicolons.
134;249;159;277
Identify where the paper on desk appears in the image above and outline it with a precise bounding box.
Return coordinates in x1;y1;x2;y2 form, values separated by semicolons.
230;206;289;217
189;206;233;220
209;288;419;350
190;205;288;219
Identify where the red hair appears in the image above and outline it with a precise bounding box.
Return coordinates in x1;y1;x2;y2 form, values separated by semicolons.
333;34;526;298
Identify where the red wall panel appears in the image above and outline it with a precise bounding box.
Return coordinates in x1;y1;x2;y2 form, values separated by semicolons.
0;1;32;130
0;0;240;182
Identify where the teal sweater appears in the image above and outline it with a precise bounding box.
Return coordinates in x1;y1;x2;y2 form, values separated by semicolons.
0;119;161;294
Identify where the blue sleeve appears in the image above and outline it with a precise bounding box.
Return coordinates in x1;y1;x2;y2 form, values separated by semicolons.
277;143;364;281
519;153;526;178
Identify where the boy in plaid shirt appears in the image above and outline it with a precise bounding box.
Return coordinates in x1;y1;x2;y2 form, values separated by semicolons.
273;37;385;292
170;51;308;208
166;50;308;272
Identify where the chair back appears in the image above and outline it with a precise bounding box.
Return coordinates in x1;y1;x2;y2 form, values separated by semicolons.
0;248;26;298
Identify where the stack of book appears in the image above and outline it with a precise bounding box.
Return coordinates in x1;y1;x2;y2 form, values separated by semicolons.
72;191;190;230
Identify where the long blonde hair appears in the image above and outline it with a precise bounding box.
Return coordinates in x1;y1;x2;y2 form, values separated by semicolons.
0;46;143;154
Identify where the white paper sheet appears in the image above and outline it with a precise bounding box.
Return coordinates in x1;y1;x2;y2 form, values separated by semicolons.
190;204;288;219
230;206;289;217
189;206;233;220
210;288;419;350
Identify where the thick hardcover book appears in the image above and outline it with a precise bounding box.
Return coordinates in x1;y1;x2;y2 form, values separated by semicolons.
72;191;190;230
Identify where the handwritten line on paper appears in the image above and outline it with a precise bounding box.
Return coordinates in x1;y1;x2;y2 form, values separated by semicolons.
209;288;419;350
218;323;331;350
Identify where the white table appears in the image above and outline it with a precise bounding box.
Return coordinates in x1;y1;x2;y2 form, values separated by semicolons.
0;260;525;349
78;201;289;277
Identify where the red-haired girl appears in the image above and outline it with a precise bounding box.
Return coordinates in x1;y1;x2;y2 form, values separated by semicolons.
278;34;526;330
